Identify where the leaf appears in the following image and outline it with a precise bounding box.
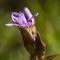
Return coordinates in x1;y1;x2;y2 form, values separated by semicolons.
42;54;59;60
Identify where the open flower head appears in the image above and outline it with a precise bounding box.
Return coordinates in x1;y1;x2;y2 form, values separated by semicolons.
5;7;39;41
5;7;39;28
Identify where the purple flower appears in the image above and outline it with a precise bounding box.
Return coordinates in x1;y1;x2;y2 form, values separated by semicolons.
5;7;39;28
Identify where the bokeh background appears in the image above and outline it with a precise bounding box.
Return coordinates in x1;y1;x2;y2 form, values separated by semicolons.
0;0;60;60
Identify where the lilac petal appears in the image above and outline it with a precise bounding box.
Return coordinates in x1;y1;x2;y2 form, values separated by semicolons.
18;12;27;25
23;7;33;19
5;23;19;27
21;22;32;27
23;7;38;25
27;13;39;21
25;22;32;27
11;12;20;22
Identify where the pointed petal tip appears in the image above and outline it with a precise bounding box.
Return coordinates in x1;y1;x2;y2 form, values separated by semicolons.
32;12;39;18
35;12;39;16
5;23;19;27
27;12;39;21
5;24;14;27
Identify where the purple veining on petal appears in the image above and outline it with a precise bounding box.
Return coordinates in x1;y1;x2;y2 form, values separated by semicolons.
5;23;19;27
18;12;27;25
18;12;32;27
11;12;20;22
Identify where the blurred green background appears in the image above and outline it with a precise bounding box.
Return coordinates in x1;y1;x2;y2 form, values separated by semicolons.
0;0;60;60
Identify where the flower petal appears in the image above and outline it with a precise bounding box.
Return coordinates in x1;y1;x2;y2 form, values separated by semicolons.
23;7;33;19
23;7;37;25
18;12;27;25
11;12;20;22
25;22;32;27
21;22;32;27
27;13;39;21
5;23;19;27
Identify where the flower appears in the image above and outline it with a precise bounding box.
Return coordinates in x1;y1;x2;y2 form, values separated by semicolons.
5;7;39;28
